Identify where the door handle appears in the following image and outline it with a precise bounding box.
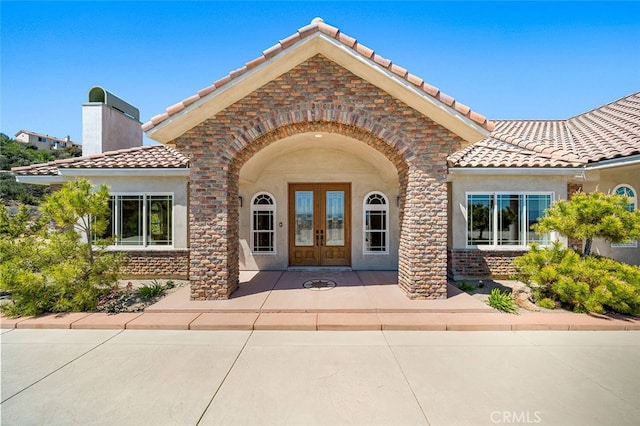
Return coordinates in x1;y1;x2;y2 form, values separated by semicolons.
315;230;324;246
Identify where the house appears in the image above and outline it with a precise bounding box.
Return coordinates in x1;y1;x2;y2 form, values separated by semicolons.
12;18;640;301
14;130;81;151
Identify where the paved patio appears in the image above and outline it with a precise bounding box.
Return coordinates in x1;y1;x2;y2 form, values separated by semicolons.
1;271;639;331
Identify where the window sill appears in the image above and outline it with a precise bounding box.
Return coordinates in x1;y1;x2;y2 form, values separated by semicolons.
464;245;534;251
100;246;179;252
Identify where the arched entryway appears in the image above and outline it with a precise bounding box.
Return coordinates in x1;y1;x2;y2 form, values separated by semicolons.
237;131;402;272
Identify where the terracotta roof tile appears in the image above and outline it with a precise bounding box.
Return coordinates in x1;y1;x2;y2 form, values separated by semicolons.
245;56;266;70
12;145;189;176
421;82;440;98
213;75;232;88
407;73;423;87
373;54;391;68
437;92;455;107
449;92;640;168
262;43;283;59
354;42;375;59
454;101;471;116
229;67;247;80
337;32;357;48
279;33;301;49
317;22;339;38
390;63;408;78
140;19;493;135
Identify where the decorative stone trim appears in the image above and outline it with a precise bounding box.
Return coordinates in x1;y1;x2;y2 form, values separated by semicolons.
116;250;189;280
448;248;526;280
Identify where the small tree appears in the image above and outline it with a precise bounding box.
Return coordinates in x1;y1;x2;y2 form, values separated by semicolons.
0;179;122;317
533;191;640;256
40;179;111;263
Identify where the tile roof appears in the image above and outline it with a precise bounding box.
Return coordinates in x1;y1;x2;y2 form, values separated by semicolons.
449;92;640;168
141;18;494;134
12;145;189;176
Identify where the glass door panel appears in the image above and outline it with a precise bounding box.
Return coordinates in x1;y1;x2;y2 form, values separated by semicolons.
325;191;344;246
295;191;314;246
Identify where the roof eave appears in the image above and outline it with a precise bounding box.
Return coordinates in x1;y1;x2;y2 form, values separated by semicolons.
448;167;584;176
585;154;640;171
146;33;489;145
14;175;66;185
58;168;189;177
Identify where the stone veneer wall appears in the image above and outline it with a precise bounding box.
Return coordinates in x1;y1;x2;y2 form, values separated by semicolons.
117;250;189;279
448;249;526;279
172;54;468;300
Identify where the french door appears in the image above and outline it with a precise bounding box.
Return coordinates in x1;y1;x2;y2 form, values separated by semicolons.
288;183;351;266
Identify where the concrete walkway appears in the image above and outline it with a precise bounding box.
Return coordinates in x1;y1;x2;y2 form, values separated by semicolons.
1;329;639;425
2;271;639;331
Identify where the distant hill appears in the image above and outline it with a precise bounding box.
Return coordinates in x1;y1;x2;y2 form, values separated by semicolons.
0;133;82;205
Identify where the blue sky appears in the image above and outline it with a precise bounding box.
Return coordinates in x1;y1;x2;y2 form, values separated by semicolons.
2;1;639;145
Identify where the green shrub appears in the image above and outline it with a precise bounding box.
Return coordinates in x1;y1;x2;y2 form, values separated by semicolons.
456;281;475;291
137;282;165;299
538;298;556;309
514;243;640;314
487;288;518;313
0;181;123;317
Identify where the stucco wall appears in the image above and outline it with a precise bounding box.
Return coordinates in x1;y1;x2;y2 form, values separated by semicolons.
82;104;142;156
448;173;572;279
583;165;640;265
88;175;189;250
449;174;569;249
238;134;400;270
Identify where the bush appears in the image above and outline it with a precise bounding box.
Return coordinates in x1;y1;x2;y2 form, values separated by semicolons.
487;288;518;313
538;298;556;309
0;181;123;317
514;243;640;314
137;281;165;299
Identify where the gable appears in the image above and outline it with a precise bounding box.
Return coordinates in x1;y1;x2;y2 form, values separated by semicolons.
144;19;492;145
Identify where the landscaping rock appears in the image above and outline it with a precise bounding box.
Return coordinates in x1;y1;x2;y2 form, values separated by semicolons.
512;282;540;311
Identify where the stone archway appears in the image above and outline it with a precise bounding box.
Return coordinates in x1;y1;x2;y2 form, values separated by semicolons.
175;60;466;300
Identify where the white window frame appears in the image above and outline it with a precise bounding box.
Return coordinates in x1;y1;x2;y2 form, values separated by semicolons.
251;192;276;255
612;184;638;248
105;192;175;249
363;191;389;255
465;191;555;249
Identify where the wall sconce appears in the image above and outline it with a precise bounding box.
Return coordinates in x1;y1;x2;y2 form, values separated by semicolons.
238;196;243;208
396;195;400;207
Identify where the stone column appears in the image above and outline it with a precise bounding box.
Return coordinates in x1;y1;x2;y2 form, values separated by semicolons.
397;164;448;299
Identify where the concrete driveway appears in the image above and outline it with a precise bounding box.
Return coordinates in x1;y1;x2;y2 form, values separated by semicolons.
1;329;639;425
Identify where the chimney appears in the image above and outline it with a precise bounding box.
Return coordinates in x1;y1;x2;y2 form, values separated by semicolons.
82;87;142;156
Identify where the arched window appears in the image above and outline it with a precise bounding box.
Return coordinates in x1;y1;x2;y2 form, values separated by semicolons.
363;192;389;254
251;192;276;253
614;185;636;211
613;185;637;248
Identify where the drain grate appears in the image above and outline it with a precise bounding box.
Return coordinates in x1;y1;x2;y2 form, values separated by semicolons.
303;279;337;291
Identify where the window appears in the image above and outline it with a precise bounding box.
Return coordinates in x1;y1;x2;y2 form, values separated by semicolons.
251;192;275;253
612;185;637;248
467;192;553;247
364;192;389;254
100;194;173;247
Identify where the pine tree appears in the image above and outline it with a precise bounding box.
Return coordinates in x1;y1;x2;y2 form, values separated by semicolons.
534;191;640;255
